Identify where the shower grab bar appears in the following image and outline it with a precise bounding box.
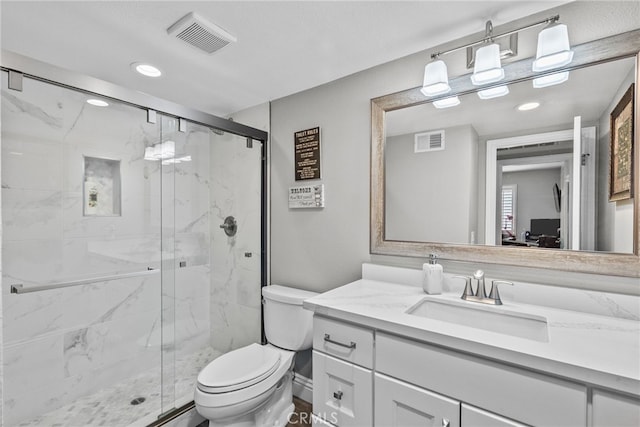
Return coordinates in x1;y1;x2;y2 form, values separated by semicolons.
10;268;158;294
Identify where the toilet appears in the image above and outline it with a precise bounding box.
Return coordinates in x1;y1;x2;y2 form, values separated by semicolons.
194;285;318;427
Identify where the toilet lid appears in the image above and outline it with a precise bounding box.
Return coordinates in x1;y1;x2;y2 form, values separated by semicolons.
197;343;282;393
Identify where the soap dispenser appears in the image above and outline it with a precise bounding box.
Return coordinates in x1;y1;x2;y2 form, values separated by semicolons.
422;253;443;294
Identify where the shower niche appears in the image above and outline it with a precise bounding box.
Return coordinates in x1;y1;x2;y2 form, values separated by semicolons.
83;155;122;216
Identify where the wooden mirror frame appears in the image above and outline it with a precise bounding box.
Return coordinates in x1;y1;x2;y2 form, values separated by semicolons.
371;30;640;278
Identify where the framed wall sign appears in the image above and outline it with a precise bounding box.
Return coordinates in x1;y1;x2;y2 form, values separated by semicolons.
288;184;325;209
294;127;321;180
609;83;634;202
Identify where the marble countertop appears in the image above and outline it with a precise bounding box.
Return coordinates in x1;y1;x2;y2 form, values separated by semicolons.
303;278;640;396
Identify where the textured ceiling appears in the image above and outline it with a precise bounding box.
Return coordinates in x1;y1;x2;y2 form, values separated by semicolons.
1;1;569;117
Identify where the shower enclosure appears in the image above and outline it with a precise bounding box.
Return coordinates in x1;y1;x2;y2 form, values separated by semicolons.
0;51;267;426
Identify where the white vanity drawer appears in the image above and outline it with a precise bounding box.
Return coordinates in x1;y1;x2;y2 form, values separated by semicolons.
377;332;587;427
312;350;373;427
461;404;527;427
375;373;460;427
313;315;374;368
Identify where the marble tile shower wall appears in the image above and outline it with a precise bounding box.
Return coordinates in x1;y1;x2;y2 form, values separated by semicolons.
0;75;211;424
167;123;212;363
209;132;262;353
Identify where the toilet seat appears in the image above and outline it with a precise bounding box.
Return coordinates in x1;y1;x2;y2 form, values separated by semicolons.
197;343;282;393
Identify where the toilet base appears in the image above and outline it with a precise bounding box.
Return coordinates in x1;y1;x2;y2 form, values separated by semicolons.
203;371;295;427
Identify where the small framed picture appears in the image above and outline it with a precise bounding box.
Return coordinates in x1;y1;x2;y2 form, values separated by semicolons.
609;83;635;202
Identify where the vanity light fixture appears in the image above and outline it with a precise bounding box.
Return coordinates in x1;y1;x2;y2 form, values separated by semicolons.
421;57;451;97
533;71;570;88
478;85;509;100
422;14;568;107
532;22;573;72
517;101;540;111
471;42;504;85
131;62;162;78
86;99;109;107
433;96;460;109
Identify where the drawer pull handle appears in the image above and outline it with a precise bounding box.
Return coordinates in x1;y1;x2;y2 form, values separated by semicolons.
324;334;356;349
333;390;343;400
442;418;450;427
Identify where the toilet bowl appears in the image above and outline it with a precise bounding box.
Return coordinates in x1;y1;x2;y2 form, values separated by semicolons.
195;285;317;427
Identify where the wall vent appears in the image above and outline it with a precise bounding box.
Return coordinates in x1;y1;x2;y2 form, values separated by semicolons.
414;130;445;153
167;12;237;54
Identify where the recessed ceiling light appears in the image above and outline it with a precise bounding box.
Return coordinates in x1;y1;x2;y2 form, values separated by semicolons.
517;102;541;111
131;62;162;77
86;99;109;107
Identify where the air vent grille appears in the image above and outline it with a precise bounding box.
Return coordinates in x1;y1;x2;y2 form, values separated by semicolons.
168;12;236;54
414;130;445;153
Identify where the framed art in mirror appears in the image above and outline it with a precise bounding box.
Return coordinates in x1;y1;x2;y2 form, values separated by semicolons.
610;83;635;202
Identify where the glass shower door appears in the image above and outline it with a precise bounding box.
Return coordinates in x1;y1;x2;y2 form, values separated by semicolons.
208;129;263;355
1;72;164;426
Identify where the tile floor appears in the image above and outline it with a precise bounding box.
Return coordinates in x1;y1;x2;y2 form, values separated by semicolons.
14;347;220;427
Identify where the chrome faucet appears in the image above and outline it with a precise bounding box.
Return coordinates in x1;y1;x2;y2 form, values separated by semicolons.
455;270;513;305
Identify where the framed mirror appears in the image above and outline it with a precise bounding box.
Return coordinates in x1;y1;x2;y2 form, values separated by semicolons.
371;30;640;277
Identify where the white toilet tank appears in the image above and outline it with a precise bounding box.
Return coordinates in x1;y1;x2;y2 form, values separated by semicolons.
262;285;318;351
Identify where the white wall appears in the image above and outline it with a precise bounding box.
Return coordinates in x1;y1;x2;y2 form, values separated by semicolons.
270;1;640;294
386;125;478;244
502;168;561;236
597;68;636;253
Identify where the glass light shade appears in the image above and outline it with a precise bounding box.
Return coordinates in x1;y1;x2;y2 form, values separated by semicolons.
471;43;504;85
477;85;509;100
433;96;460;109
421;60;451;96
532;24;573;72
533;71;569;88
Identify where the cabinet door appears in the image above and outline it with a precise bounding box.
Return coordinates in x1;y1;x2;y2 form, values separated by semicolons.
375;373;460;427
593;389;640;427
311;414;335;427
312;350;372;426
461;404;527;427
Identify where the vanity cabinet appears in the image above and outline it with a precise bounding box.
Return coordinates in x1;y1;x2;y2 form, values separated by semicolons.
376;332;587;426
312;316;373;426
311;315;638;427
592;389;640;427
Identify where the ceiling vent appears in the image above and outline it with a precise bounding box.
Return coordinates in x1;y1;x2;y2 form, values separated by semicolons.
414;130;445;153
167;12;237;54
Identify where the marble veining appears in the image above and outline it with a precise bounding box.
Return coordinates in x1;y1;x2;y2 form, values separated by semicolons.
1;90;64;129
304;263;640;397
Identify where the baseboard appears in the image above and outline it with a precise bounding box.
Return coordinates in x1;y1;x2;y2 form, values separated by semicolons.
292;373;313;403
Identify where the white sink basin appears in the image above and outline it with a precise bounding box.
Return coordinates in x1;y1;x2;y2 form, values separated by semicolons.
406;298;549;342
